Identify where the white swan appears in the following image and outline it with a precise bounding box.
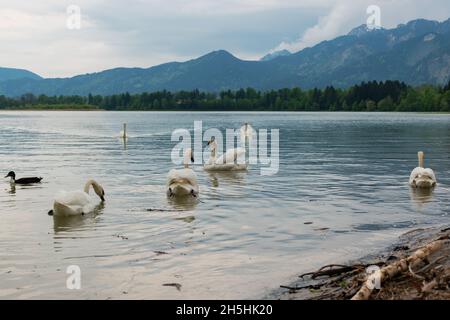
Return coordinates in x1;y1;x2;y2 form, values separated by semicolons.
204;137;247;171
409;151;437;188
240;122;254;140
50;180;105;217
119;123;127;139
167;148;199;197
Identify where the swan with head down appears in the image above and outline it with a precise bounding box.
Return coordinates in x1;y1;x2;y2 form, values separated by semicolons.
49;179;105;217
204;137;247;171
409;151;437;188
167;148;199;197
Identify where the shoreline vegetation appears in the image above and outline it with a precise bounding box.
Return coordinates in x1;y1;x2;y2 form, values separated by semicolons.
277;225;450;300
2;104;102;111
2;80;450;112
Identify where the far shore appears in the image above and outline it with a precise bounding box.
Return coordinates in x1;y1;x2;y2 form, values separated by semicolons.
1;108;450;114
0;108;105;111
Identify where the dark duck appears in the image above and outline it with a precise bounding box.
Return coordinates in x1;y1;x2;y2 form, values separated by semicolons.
5;171;43;184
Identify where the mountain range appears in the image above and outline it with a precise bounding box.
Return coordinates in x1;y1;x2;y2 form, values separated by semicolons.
1;18;450;97
0;67;42;82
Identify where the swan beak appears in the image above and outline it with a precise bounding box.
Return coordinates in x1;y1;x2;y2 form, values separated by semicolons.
207;137;215;146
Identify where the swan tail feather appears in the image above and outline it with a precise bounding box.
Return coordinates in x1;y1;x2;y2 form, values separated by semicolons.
53;201;82;217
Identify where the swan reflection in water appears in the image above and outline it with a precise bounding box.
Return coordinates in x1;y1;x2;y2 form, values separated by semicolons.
167;195;199;211
52;202;105;233
409;186;434;207
207;171;247;188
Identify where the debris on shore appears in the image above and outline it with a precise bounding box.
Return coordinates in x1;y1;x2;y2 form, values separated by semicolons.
163;283;182;291
279;226;450;300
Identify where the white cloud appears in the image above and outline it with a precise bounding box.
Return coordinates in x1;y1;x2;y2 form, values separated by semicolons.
272;0;450;53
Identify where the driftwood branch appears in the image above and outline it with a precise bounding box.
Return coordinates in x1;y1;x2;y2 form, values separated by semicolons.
299;263;382;280
351;238;448;300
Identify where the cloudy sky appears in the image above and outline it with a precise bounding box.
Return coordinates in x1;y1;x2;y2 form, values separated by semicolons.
0;0;449;78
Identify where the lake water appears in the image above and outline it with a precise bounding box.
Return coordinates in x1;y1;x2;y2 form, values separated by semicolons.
0;111;449;299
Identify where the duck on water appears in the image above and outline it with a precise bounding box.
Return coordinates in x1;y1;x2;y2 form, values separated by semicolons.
5;171;43;184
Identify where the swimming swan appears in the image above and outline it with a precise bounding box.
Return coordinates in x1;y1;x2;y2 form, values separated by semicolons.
240;122;254;140
409;151;437;188
167;148;199;197
119;123;127;139
49;180;106;217
204;137;247;171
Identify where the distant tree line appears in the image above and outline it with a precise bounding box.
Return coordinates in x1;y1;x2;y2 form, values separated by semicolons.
1;80;450;111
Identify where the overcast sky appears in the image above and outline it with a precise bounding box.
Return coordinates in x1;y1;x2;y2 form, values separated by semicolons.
0;0;449;78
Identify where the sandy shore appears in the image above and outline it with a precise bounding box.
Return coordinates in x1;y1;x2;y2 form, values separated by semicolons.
276;225;450;300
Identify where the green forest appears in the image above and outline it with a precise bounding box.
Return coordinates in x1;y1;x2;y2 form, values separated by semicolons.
1;80;450;112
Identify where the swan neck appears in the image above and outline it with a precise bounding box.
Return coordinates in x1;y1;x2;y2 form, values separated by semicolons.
418;152;424;168
209;141;217;160
84;180;94;193
183;155;190;168
183;148;193;168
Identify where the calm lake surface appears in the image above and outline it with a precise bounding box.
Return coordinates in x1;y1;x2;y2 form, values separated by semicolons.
0;111;449;299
